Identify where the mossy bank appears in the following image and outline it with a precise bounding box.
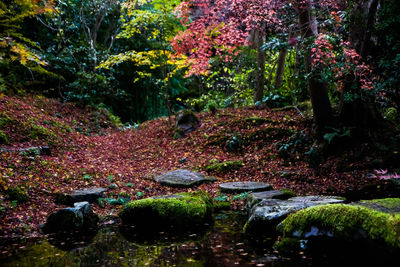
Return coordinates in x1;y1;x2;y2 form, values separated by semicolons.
278;203;400;249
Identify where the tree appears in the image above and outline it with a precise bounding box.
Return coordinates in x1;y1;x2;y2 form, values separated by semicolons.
99;0;185;120
0;0;54;92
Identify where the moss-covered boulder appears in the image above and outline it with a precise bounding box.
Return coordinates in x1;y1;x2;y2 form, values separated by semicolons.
278;203;400;249
119;191;213;230
244;196;344;235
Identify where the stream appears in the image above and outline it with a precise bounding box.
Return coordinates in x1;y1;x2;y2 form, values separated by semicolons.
1;211;304;267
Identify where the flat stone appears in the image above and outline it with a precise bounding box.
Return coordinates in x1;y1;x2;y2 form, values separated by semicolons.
154;169;216;188
219;181;272;193
55;187;107;205
244;195;345;234
246;190;296;212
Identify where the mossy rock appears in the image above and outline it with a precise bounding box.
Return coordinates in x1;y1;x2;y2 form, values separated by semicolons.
6;186;28;203
354;198;400;214
119;191;213;230
206;132;232;146
231;116;275;128
278;204;400;249
205;160;244;173
244;127;294;143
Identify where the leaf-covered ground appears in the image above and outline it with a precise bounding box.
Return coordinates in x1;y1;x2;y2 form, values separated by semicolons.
0;95;394;242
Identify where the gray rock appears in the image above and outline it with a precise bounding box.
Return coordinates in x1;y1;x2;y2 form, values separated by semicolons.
55;187;107;205
174;110;199;137
43;202;99;233
219;181;272;193
246;190;296;212
154;169;216;188
244;195;345;234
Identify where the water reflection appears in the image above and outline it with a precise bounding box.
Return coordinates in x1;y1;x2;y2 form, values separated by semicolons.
2;211;290;267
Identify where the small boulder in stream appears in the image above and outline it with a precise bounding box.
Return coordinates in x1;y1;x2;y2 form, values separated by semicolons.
244;196;344;234
119;191;213;230
276;198;400;260
154;169;216;188
43;202;99;234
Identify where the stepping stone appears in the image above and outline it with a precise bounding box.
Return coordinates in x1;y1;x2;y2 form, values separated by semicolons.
219;181;272;193
55;187;107;205
154;169;216;188
246;189;296;212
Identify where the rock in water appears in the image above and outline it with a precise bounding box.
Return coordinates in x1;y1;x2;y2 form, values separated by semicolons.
119;191;213;230
174;109;199;138
219;181;272;193
55;187;107;205
43;202;99;234
244;196;344;234
154;169;216;188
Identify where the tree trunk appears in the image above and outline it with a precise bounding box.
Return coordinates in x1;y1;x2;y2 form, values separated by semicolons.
339;0;382;128
274;48;288;90
298;0;333;135
253;29;266;103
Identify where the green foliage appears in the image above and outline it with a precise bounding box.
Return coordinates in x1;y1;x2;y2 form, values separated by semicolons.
6;186;28;203
384;107;398;124
0;130;8;144
323;127;351;145
83;174;92;181
0;0;53;92
106;197;130;206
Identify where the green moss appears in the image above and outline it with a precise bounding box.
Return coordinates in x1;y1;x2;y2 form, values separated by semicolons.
119;191;213;228
0;130;8;144
29;124;57;140
213;201;231;211
357;198;400;213
6;186;28;203
273;237;301;256
278;204;400;248
206;132;231;146
245;127;294;142
273;189;297;200
231;116;275;128
205;160;244;173
244;116;273;125
0;114;15;128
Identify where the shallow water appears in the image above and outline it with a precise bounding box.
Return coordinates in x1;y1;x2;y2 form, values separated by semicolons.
1;211;297;267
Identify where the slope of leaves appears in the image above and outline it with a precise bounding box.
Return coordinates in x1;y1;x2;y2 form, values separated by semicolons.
0;95;386;244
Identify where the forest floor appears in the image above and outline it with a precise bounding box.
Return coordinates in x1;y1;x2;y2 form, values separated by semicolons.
0;95;398;241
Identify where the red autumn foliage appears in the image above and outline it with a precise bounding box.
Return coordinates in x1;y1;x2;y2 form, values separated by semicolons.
0;95;386;239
